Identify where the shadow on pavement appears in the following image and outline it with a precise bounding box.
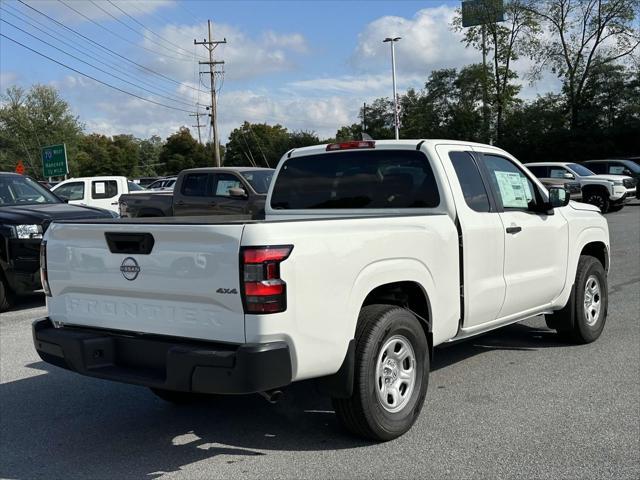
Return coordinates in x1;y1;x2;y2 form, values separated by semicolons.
0;322;567;479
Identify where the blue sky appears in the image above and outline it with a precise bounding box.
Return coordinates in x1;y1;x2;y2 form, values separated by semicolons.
0;0;559;141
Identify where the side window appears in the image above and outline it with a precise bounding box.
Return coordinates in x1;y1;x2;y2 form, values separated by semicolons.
181;173;210;197
608;163;626;175
525;165;548;178
482;154;538;210
54;182;84;201
587;162;606;174
212;174;243;197
549;168;571;179
449;151;491;212
92;180;118;199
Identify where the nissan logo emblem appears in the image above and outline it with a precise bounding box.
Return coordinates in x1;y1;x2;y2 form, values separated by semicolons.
120;257;141;281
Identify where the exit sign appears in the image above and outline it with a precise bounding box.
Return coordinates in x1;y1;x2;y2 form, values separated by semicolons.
41;144;69;178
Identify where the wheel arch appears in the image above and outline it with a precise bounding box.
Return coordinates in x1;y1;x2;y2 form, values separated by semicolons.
581;241;609;272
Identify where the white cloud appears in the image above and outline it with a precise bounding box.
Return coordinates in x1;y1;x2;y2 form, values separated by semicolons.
288;73;423;96
351;5;478;76
141;23;309;81
55;74;353;142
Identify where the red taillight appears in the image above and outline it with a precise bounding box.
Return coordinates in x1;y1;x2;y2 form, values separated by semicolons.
326;140;375;151
241;245;292;314
40;240;51;297
243;246;293;263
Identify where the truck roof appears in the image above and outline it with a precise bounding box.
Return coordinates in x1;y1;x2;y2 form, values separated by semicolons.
183;167;274;173
286;139;505;158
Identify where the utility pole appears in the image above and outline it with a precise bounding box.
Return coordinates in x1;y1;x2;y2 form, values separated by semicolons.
195;20;226;166
362;102;367;133
189;112;204;144
383;37;401;140
481;24;490;144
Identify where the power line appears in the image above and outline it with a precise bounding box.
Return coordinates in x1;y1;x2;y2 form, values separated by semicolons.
1;18;199;110
106;0;200;60
58;0;192;63
0;5;200;106
0;33;198;114
15;0;207;95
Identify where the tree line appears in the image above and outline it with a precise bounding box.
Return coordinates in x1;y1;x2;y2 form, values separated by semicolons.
1;0;638;178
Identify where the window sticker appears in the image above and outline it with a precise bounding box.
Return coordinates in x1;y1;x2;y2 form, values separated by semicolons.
216;180;240;196
495;171;529;208
94;182;105;194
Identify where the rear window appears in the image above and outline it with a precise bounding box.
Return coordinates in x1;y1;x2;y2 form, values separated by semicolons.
270;150;440;210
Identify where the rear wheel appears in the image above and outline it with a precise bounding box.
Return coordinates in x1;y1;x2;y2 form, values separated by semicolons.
0;275;13;313
332;305;429;441
584;190;610;213
545;255;608;344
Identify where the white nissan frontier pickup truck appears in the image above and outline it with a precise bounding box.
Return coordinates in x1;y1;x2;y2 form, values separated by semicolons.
33;140;610;441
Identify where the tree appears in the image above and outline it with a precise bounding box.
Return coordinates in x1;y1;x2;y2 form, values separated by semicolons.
0;85;83;177
225;122;289;167
455;0;540;143
527;0;640;129
137;135;163;177
159;127;207;175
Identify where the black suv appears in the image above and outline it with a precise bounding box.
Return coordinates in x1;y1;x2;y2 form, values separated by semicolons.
583;159;640;199
1;172;114;311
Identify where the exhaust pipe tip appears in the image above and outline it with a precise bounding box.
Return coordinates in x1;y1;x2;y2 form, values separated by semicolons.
259;390;284;404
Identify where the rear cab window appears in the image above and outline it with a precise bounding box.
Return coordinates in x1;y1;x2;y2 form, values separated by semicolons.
181;173;210;196
270;150;440;210
92;180;118;199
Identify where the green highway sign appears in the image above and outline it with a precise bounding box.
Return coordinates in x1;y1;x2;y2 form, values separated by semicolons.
462;0;504;27
41;144;68;178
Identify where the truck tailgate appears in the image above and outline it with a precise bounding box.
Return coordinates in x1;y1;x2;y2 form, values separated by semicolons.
45;222;246;343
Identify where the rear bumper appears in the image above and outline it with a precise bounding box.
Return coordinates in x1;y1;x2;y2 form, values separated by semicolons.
32;318;292;394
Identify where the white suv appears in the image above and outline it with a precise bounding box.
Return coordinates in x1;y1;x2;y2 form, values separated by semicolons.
526;162;634;212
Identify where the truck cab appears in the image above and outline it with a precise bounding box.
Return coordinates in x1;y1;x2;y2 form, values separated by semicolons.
52;176;144;213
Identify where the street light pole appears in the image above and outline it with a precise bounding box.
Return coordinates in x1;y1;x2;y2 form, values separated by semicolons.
383;36;401;140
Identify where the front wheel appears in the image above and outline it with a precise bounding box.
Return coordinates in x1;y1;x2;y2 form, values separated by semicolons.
332;305;429;441
545;255;608;344
584;190;610;213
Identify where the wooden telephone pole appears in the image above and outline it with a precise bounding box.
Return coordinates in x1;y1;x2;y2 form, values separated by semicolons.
195;21;226;166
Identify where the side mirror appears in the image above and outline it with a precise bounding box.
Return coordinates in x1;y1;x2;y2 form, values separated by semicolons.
228;187;247;198
563;172;575;179
548;186;570;208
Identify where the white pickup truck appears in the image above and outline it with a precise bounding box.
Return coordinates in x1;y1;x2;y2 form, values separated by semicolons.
33;140;610;441
52;176;144;213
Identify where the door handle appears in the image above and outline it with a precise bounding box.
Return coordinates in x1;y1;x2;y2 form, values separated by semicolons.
176;201;184;206
506;226;522;234
110;202;118;205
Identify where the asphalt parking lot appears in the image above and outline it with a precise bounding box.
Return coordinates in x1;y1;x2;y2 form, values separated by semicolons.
1;202;638;480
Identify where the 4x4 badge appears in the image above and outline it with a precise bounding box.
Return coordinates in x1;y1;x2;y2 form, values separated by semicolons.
216;288;238;294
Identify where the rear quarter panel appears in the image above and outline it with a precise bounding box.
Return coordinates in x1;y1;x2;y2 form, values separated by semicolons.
241;215;459;381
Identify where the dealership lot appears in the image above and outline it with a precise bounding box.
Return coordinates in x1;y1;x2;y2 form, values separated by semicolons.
1;203;638;479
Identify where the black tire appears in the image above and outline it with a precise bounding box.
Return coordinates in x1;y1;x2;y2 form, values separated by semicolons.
149;388;201;404
0;275;13;313
583;190;610;213
332;304;429;441
545;255;608;344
